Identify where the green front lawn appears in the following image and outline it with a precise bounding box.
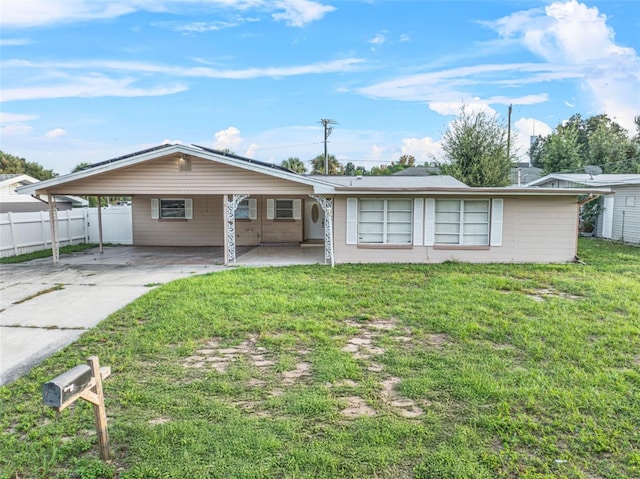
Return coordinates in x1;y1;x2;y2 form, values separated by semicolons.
1;239;639;478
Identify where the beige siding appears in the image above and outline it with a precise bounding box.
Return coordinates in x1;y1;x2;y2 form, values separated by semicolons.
49;156;314;196
333;196;580;264
132;194;304;246
133;195;223;246
612;186;640;244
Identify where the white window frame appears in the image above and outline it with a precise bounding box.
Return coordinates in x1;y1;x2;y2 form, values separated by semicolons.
357;198;413;245
434;199;490;246
235;198;257;220
275;199;294;219
151;198;193;220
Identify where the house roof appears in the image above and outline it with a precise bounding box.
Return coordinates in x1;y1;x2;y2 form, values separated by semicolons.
527;173;640;187
314;175;468;189
2;173;88;205
15;143;613;199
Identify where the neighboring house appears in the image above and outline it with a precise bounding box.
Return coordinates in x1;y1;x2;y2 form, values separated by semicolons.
0;174;88;213
17;144;610;265
510;162;543;186
527;174;640;245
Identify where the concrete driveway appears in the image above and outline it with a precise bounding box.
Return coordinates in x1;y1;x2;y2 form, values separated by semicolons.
0;245;324;386
0;247;226;386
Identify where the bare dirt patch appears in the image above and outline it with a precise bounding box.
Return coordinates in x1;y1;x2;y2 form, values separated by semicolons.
526;288;583;302
340;396;376;418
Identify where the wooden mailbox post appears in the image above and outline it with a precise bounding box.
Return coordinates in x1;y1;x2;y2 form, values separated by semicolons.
42;356;112;461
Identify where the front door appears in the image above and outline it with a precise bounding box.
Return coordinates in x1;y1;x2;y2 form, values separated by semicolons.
304;200;325;241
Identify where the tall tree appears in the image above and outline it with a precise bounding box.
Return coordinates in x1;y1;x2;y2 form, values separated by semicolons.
311;154;344;175
280;157;307;174
0;151;57;180
439;106;513;187
534;114;640;174
72;162;93;172
538;123;583;174
343;162;366;176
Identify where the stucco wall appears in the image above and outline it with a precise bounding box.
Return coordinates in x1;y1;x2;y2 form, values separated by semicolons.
332;195;579;264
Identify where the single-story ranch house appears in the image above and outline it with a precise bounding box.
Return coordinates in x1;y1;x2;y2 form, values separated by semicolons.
17;144;610;265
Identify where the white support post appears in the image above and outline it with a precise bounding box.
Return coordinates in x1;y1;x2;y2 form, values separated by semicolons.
97;196;104;253
40;210;48;247
48;195;60;264
225;194;250;265
309;195;334;267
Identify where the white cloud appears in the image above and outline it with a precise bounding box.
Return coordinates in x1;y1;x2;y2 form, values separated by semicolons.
0;124;33;136
213;126;244;151
244;143;260;158
513;117;552;159
369;32;386;46
0;0;332;29
0;112;38;123
401;137;441;162
0;75;187;102
429;99;497;117
487;0;640;131
0;38;32;46
45;127;67;138
399;34;410;43
272;0;336;27
161;138;183;145
369;144;384;161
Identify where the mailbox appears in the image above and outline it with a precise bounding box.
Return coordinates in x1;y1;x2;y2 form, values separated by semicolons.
42;364;93;408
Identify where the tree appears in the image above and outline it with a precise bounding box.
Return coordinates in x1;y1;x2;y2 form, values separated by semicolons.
534;114;640;174
343;162;367;176
538;123;583;174
438;106;513;187
72;162;93;172
311;154;343;175
0;151;57;180
280;157;307;174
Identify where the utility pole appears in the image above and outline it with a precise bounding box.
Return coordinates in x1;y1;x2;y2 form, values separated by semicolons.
319;118;337;174
506;104;512;163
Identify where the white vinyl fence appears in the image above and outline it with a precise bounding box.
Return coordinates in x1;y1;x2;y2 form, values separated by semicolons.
0;206;132;258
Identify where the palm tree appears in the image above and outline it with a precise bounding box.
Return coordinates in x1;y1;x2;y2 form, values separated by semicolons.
280;157;307;174
311;154;344;175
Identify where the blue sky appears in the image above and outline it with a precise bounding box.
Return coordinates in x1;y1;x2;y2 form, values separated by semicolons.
1;0;638;174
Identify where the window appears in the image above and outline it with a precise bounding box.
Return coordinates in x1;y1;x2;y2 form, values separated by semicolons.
358;199;412;244
235;199;250;219
235;199;257;220
435;199;489;245
151;198;193;220
275;199;294;219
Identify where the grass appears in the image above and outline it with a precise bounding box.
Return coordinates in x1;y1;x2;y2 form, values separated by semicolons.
0;243;102;264
1;238;638;479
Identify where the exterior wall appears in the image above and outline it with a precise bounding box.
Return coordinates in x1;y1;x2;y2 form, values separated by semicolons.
333;196;580;264
132;194;305;246
49;156;314;196
611;185;640;244
132;195;223;246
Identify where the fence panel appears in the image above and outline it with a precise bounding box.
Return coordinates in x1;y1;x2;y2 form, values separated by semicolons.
87;206;133;245
0;206;132;258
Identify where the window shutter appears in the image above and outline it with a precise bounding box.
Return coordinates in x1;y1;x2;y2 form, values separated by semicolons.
185;199;193;220
346;198;358;245
248;198;258;220
293;199;302;220
151;198;159;219
267;199;275;220
424;198;435;246
413;198;424;246
490;199;503;246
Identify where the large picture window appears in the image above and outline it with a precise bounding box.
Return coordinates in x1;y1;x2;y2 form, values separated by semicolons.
358;199;412;244
435;199;489;245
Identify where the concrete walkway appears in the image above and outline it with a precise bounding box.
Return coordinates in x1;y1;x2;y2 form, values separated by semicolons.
0;245;324;386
